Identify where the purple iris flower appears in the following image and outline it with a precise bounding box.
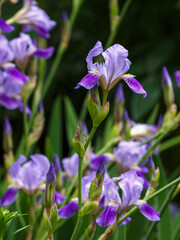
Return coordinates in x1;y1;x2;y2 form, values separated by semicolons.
0;18;14;33
0;154;50;206
75;41;147;97
0;36;29;110
0;154;65;206
62;153;79;178
174;71;180;87
15;0;56;38
113;141;147;171
10;33;54;69
96;170;160;227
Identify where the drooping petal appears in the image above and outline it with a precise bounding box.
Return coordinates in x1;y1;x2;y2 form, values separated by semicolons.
5;67;29;84
75;73;100;89
0;18;14;33
121;74;147;98
86;41;103;70
135;200;160;221
58;200;78;219
0;93;20;109
33;47;54;59
54;192;65;204
174;71;180;87
0;187;18;206
96;205;118;227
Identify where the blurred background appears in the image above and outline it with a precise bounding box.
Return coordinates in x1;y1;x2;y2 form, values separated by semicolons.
0;0;180;174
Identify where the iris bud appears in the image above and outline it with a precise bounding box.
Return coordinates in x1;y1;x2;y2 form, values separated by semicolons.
72;122;84;158
78;201;99;218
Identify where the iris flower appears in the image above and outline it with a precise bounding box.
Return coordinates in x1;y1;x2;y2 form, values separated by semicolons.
75;41;147;97
96;169;160;227
0;154;65;206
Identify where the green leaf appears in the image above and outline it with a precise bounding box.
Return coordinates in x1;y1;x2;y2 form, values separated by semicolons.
154;155;172;240
45;138;55;161
110;225;126;240
64;96;78;148
7;225;30;240
146;103;159;124
172;211;180;240
159;135;180;153
48;96;62;158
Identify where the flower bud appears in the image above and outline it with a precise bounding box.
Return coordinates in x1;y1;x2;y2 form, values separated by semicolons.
21;76;37;104
3;117;13;153
53;154;63;191
27;105;45;147
162;67;174;108
93;101;110;127
45;163;56;211
43;208;52;234
78;201;99;218
61;11;70;49
88;88;100;121
49;204;58;232
72;122;84;158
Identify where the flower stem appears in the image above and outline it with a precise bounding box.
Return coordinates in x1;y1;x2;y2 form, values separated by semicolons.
105;0;132;49
84;126;97;151
78;156;83;210
139;116;180;164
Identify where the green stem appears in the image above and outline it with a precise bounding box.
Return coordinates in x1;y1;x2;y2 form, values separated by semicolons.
70;218;83;240
23;104;29;155
78;156;83;210
139;116;180;164
96;137;121;155
144;184;178;240
102;90;108;106
105;0;132;49
84;126;97;151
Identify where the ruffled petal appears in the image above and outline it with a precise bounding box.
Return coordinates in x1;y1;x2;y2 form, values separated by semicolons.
96;205;118;227
135;200;160;221
58;200;78;219
75;73;100;89
121;75;147;98
5;67;29;84
54;192;66;204
0;187;18;206
33;47;54;59
86;41;103;70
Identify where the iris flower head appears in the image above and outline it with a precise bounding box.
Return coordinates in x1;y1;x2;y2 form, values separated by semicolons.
75;41;147;98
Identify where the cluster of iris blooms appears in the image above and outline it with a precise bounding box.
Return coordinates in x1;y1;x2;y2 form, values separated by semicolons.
0;1;180;240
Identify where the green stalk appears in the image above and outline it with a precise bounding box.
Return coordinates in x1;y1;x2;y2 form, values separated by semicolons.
105;0;132;49
139;116;180;164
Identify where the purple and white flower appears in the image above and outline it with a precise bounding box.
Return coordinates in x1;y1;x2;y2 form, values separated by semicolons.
10;33;54;69
0;36;29;110
15;0;56;38
75;41;147;97
96;170;160;227
0;154;65;206
113;141;147;171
